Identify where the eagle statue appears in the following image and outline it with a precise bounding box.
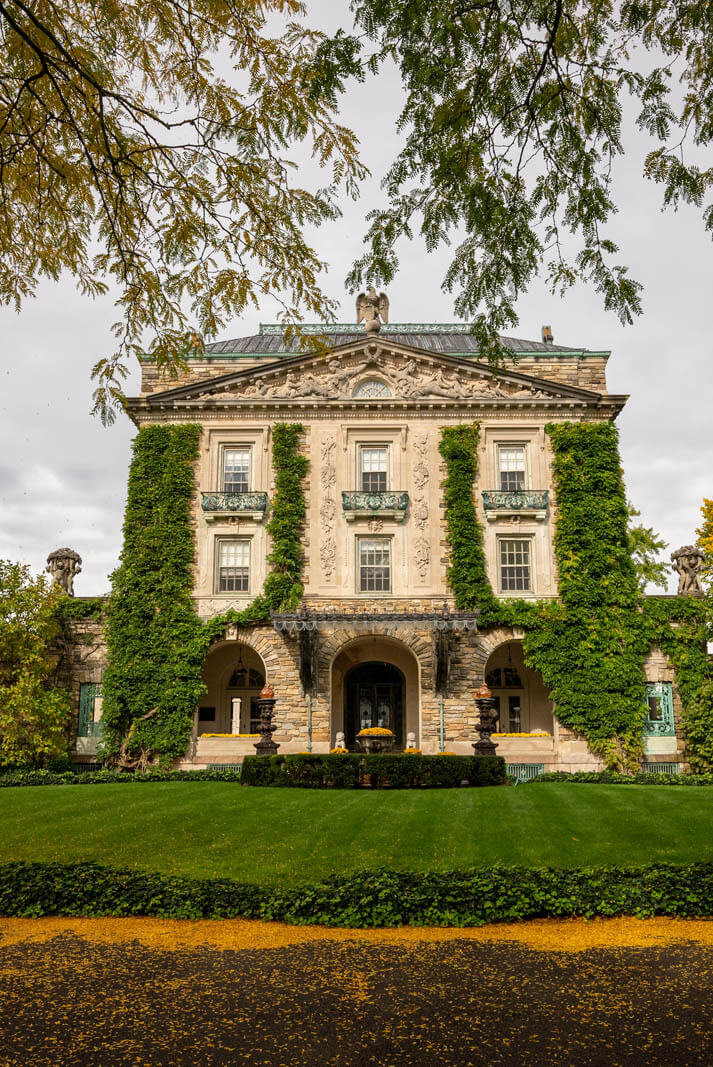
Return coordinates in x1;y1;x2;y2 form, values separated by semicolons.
356;287;389;334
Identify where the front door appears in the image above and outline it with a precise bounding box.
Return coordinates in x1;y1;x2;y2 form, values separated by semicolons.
345;662;404;748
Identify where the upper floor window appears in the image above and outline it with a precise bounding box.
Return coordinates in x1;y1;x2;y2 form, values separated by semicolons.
359;445;389;492
499;538;532;592
358;537;392;592
222;448;251;493
216;539;250;593
497;445;526;491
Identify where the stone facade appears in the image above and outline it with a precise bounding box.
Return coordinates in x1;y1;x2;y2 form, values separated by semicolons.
66;322;689;772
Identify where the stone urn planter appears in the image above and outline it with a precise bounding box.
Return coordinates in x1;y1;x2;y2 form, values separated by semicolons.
356;727;395;754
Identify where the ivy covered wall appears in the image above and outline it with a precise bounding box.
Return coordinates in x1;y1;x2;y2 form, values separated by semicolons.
439;419;713;771
102;421;308;763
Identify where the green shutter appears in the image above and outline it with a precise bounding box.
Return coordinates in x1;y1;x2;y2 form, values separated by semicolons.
78;683;103;737
643;682;675;737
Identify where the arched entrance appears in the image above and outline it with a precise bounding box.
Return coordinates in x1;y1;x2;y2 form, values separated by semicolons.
483;641;553;734
344;662;404;747
199;642;266;735
330;636;420;750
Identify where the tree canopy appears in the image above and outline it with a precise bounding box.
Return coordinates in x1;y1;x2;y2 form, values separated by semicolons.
0;0;364;421
0;560;70;767
626;503;668;592
335;0;713;356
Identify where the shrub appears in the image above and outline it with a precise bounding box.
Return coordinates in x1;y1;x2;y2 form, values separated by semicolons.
240;753;506;788
527;770;713;786
3;860;713;926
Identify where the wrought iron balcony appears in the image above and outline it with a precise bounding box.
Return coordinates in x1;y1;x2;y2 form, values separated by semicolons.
201;492;269;522
341;490;409;522
482;490;549;521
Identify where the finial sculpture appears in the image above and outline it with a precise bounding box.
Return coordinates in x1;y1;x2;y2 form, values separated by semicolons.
46;548;82;596
356;287;389;335
671;545;705;597
253;683;279;755
473;683;499;757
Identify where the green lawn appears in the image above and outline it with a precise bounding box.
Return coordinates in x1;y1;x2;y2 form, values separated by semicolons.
2;782;711;885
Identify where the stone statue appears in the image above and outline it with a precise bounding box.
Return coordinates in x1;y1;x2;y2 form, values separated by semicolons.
46;548;82;596
671;545;706;597
406;732;417;750
356;287;389;334
335;731;347;750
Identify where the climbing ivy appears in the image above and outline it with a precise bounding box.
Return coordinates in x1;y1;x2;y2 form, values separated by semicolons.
521;422;648;770
438;425;499;617
101;422;308;763
440;419;711;771
642;596;713;772
101;424;205;762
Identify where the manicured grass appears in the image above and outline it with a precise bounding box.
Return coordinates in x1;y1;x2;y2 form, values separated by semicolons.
3;782;711;885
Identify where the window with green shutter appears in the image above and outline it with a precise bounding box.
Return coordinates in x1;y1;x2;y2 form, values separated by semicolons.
643;682;675;737
78;683;103;737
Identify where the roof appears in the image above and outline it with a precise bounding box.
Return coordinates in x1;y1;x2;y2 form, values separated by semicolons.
202;323;607;358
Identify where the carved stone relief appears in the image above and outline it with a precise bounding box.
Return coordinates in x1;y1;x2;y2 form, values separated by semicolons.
412;434;430;580
206;350;558;403
319;434;337;581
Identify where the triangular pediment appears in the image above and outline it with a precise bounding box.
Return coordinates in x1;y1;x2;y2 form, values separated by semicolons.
142;336;604;408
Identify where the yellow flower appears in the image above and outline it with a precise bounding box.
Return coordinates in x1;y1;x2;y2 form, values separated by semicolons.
357;727;394;736
329;747;349;755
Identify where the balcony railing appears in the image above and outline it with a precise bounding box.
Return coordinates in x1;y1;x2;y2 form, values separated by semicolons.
201;492;269;521
341;490;409;522
482;490;549;520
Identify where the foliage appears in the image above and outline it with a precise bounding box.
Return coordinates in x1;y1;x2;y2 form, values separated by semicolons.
0;560;71;768
101;421;308;763
519;422;648;770
529;771;713;786
642;596;713;772
336;1;713;353
696;498;713;593
438;425;498;615
101;424;205;763
627;504;669;591
54;597;105;622
240;753;506;788
0;0;365;423
0;767;244;787
4;859;713;925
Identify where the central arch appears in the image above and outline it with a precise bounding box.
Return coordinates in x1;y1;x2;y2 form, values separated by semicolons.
344;661;405;747
330;635;420;750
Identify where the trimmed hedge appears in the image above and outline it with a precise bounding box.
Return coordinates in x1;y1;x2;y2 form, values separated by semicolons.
528;771;713;786
0;768;244;788
240;753;507;788
3;860;713;925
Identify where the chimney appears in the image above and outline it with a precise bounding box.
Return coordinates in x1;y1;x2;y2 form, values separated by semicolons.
541;325;553;344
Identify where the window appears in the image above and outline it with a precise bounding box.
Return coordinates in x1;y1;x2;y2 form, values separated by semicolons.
354;379;392;399
497;445;526;491
198;707;216;722
499;539;532;592
644;682;675;736
78;683;103;737
222;448;251;493
358;538;392;592
217;540;250;592
359;445;389;492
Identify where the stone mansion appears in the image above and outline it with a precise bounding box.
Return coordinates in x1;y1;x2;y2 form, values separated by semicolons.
64;308;691;776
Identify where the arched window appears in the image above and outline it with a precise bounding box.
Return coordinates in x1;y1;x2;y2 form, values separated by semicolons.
227;666;265;689
353;379;392;399
486;666;523;689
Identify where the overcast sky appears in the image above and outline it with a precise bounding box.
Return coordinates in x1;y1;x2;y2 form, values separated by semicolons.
1;1;711;596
